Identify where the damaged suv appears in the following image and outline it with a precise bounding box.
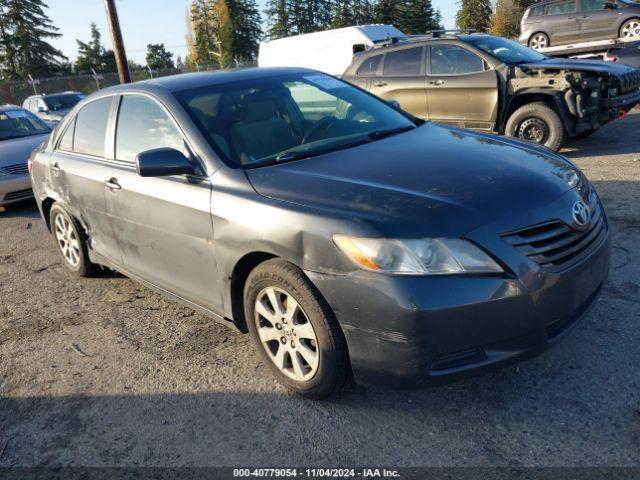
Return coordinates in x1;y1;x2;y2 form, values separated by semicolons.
343;33;640;150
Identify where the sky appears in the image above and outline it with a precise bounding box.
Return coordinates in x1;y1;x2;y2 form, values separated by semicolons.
47;0;459;65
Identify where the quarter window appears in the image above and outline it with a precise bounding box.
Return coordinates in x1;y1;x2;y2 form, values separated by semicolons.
529;5;545;16
115;95;186;163
546;1;576;15
430;45;485;75
357;55;382;76
382;47;423;76
58;118;75;151
73;97;112;157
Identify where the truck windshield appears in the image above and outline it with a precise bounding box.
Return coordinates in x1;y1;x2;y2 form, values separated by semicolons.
464;36;547;64
176;72;417;168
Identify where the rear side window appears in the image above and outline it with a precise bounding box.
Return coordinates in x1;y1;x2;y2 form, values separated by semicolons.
529;5;545;16
73;97;112;157
58;118;75;151
581;0;606;12
357;55;382;76
383;47;423;76
115;95;186;163
546;0;576;15
430;45;485;75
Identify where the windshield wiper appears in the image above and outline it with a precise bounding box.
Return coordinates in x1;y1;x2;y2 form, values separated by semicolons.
367;125;415;140
275;150;323;162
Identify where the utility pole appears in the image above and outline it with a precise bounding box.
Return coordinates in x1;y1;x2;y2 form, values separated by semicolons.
103;0;132;84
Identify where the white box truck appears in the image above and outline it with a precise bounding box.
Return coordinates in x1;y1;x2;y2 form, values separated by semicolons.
258;24;406;76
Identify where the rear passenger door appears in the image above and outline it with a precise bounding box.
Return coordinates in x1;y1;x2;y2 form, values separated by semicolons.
368;46;428;118
578;0;618;41
51;96;122;264
425;43;498;130
545;0;581;44
348;53;383;91
104;93;222;312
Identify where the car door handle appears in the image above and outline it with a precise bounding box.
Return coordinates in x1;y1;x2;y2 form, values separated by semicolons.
373;81;388;87
51;162;61;173
104;178;121;191
568;15;576;19
429;80;446;86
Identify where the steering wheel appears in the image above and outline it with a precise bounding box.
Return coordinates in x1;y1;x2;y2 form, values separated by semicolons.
301;116;338;144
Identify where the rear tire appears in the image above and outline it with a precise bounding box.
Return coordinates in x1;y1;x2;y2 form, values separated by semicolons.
505;102;565;151
529;32;550;50
620;18;640;39
244;259;349;400
50;203;99;277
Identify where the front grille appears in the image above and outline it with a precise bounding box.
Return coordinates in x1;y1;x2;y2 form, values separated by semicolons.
619;69;640;94
503;196;607;272
0;163;29;175
3;189;33;202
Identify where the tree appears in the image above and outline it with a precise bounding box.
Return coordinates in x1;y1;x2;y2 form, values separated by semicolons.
75;23;117;73
373;0;399;26
176;56;185;70
490;0;523;38
229;0;262;60
397;0;440;34
331;0;374;28
146;43;175;70
0;0;67;80
264;0;290;39
456;0;493;32
288;0;332;34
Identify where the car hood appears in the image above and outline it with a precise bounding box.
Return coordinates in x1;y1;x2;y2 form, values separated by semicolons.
0;133;50;168
520;57;636;76
245;123;579;238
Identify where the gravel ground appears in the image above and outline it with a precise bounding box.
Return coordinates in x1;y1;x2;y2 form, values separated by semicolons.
0;112;639;468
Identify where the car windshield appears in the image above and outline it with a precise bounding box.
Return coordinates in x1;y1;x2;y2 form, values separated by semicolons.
464;36;547;64
44;93;85;111
0;109;51;141
175;72;417;168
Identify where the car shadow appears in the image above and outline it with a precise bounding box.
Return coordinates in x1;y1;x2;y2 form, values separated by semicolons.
562;112;640;158
0;198;39;219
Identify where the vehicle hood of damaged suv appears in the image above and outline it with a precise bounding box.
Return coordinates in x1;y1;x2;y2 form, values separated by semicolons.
519;57;637;77
245;123;580;238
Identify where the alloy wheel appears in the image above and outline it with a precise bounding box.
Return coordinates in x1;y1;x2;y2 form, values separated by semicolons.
54;213;81;268
518;117;550;145
254;286;319;382
621;20;640;39
530;34;549;50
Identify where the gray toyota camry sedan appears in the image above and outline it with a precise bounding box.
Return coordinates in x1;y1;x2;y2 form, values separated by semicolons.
30;68;610;399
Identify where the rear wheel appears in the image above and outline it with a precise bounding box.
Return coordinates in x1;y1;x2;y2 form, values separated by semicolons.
50;203;99;277
620;18;640;39
529;32;550;50
505;102;565;151
244;259;349;399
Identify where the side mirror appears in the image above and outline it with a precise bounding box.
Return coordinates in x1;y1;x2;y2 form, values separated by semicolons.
604;2;617;9
36;106;46;113
135;148;197;177
387;99;402;111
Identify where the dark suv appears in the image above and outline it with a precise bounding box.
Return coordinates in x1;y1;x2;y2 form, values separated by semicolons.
342;33;640;150
520;0;640;50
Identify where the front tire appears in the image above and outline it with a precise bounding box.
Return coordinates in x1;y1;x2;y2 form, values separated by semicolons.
50;203;99;277
529;32;550;50
505;102;565;151
244;259;349;400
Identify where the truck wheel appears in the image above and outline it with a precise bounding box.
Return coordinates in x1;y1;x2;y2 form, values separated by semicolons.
620;18;640;39
529;33;550;50
50;203;100;277
505;102;565;151
244;258;350;400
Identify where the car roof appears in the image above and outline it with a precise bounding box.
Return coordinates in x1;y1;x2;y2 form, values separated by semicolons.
100;67;315;95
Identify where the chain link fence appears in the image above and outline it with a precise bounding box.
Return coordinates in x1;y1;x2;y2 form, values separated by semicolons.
0;62;257;106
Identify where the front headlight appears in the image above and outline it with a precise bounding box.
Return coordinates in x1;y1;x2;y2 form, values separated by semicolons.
333;236;503;275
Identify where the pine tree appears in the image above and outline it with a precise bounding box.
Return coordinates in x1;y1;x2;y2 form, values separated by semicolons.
456;0;493;32
230;0;262;60
75;23;116;74
264;0;290;39
332;0;374;28
0;0;67;79
146;43;175;70
397;0;439;35
289;0;332;34
215;0;234;67
373;0;400;26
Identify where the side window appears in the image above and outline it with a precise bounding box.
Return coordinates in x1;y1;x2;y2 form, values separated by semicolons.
581;0;606;12
115;95;186;163
357;55;382;76
73;97;112;157
546;1;576;15
529;5;545;16
58;118;75;151
382;47;423;76
430;45;485;75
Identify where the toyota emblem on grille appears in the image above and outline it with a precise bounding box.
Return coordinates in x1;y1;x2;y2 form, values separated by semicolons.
572;201;591;228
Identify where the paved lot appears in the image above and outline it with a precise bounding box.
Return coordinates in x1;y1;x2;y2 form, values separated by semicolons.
1;113;639;468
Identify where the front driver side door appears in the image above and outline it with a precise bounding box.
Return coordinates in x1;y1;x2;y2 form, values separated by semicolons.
425;44;498;130
104;93;223;313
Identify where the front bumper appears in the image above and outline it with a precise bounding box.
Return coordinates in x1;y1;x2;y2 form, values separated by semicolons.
0;174;32;206
308;190;612;389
